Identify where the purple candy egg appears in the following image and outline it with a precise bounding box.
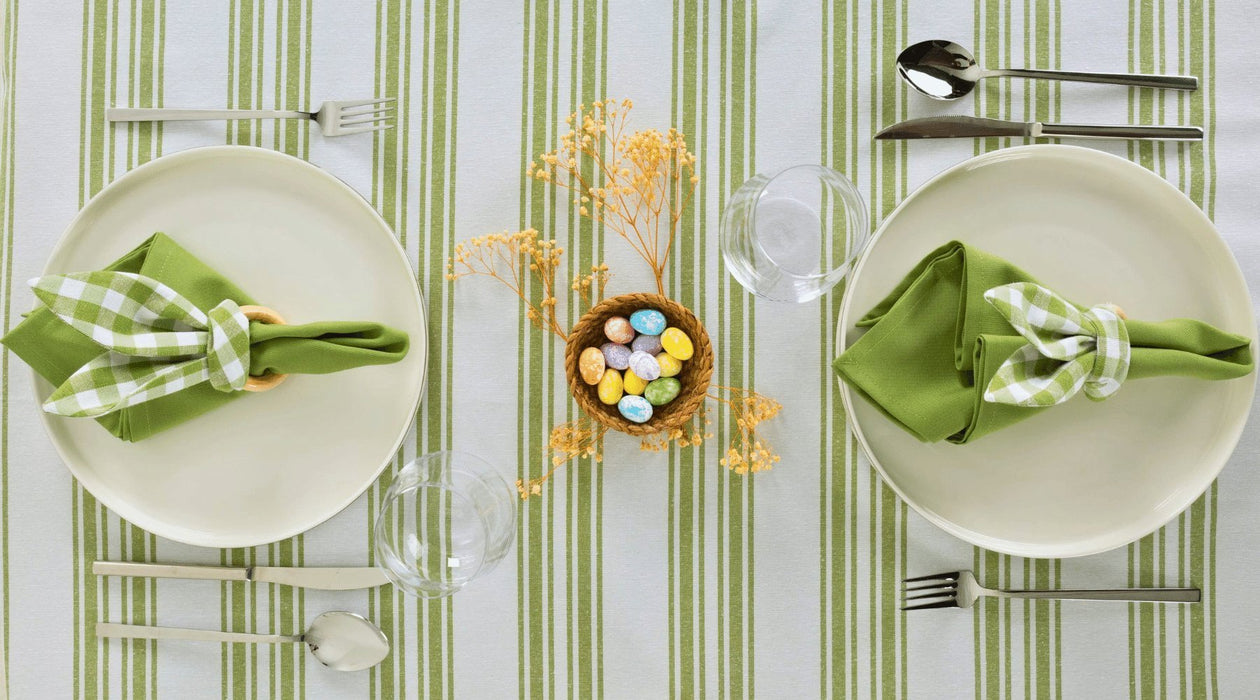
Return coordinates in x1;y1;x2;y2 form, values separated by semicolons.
601;342;632;370
631;333;663;355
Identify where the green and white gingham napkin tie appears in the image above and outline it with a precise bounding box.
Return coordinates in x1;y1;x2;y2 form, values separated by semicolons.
982;282;1130;407
30;271;251;417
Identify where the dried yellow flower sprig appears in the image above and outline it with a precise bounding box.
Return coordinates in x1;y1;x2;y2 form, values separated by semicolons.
446;229;568;340
528;99;699;295
571;263;611;307
639;407;714;452
709;387;783;474
517;418;610;500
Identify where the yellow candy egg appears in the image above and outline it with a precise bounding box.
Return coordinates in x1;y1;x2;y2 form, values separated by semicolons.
597;369;624;405
623;368;648;395
661;327;694;361
656;352;682;378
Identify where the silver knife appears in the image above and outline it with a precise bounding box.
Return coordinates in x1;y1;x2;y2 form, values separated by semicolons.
93;561;389;591
875;116;1202;141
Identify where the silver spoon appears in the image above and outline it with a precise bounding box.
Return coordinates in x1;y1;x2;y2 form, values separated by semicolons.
897;39;1198;100
97;611;389;672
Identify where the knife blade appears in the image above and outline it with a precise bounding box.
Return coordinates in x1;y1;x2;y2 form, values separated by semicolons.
875;116;1202;141
93;561;390;591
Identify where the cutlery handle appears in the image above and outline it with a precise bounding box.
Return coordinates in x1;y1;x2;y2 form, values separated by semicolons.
106;108;309;122
1038;122;1203;141
995;68;1198;91
94;561;250;582
997;588;1201;603
97;622;301;645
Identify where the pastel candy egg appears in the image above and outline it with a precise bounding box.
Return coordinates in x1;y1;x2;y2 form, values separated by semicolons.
579;346;606;385
644;377;682;406
601;342;632;370
597;369;623;405
604;316;635;344
661;327;694;360
631;333;663;355
656;352;682;378
628;350;661;381
623;368;648;395
617;395;654;424
629;309;667;335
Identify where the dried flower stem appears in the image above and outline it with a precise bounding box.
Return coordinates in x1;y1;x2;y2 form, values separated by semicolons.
518;417;610;500
447;228;568;340
529;99;699;295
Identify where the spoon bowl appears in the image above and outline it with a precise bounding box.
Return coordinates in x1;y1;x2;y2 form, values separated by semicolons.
896;40;982;99
303;611;391;672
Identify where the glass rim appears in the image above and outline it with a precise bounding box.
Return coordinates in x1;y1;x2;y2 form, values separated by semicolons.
742;163;869;283
372;450;512;598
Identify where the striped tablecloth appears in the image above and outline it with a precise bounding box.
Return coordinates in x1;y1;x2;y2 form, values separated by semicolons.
2;1;1258;698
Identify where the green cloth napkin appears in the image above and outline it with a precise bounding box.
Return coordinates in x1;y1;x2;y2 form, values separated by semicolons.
832;241;1254;444
1;233;410;441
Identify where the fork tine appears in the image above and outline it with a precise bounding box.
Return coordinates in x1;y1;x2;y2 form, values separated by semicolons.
903;581;958;593
901;599;959;611
340;112;396;127
337;104;395;119
903;590;956;603
339;122;395;135
903;571;960;584
335;97;396;110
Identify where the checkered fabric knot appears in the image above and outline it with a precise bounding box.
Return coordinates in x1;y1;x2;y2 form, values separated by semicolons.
981;282;1130;407
29;271;252;417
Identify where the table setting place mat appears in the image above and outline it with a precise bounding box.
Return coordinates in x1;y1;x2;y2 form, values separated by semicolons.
3;2;1260;699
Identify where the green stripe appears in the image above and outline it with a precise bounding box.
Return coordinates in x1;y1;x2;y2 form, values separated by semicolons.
670;0;706;696
870;0;906;695
447;0;463;693
595;7;608;697
368;0;412;697
518;1;554;696
819;0;851;675
716;1;757;696
845;4;859;696
414;0;462;694
564;3;602;699
76;2;111;697
0;0;18;696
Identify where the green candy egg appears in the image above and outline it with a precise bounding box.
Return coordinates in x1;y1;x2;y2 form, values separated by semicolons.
644;377;681;406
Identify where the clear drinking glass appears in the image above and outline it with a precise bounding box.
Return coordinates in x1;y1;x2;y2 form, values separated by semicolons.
720;164;869;303
373;451;517;599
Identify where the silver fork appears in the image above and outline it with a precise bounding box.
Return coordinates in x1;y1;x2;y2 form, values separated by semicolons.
902;570;1200;610
105;98;396;137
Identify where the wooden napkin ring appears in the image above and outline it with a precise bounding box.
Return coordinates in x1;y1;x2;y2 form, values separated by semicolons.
239;305;288;392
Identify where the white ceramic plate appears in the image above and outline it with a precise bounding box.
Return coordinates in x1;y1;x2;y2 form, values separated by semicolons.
36;146;427;548
836;145;1255;558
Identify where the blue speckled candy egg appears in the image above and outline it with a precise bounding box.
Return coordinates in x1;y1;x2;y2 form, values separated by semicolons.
617;395;654;423
629;309;667;336
628;350;661;381
601;342;632;370
631;333;663;355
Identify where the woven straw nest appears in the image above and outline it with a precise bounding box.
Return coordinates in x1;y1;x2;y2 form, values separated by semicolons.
564;293;714;436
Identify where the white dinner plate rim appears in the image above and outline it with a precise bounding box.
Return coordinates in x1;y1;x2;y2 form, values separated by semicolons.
32;144;428;548
835;143;1256;558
